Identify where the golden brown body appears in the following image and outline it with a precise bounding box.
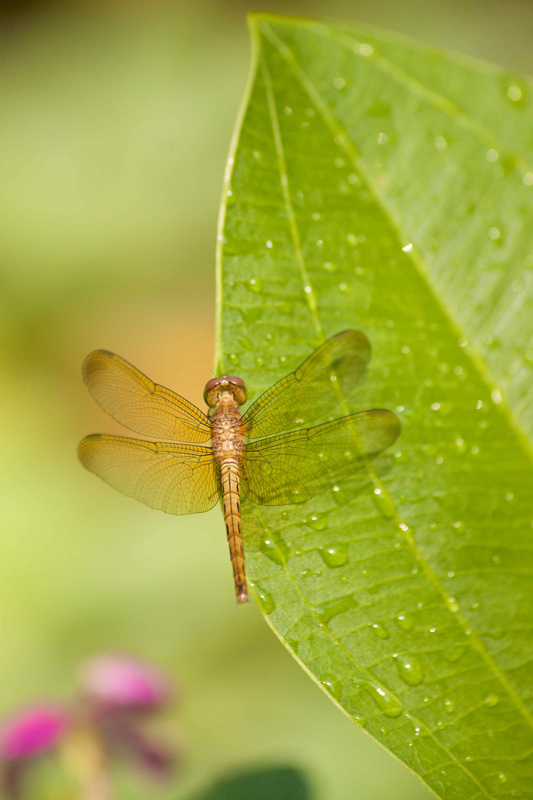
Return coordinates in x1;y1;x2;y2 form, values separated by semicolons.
210;391;248;604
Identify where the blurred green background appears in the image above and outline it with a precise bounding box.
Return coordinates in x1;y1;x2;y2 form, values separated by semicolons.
0;1;532;798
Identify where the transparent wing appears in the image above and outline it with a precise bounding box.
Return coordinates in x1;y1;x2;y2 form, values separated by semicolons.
82;350;211;442
78;435;220;515
242;330;371;439
241;410;400;506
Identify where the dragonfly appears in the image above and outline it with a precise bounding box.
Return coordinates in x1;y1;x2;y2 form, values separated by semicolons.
78;330;400;605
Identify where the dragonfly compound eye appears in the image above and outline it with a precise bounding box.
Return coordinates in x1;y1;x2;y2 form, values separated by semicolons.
203;375;248;407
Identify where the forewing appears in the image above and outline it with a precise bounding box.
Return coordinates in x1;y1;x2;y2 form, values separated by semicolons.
83;350;211;442
243;330;371;439
78;435;220;515
241;410;400;505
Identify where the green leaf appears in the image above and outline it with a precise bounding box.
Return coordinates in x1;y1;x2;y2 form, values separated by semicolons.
187;766;311;800
217;14;533;800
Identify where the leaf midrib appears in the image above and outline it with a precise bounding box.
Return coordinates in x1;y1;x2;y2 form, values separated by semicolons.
255;16;533;743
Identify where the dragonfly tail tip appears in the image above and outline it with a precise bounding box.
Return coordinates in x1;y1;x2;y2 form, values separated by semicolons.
236;589;249;605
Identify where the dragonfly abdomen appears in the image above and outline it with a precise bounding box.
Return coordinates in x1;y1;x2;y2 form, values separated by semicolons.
220;456;247;604
211;392;247;604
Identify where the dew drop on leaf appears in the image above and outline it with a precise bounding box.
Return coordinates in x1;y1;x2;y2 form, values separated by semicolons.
247;277;263;293
358;680;403;718
259;530;289;566
306;512;329;532
443;646;466;663
313;594;358;624
321;676;341;700
254;583;275;614
372;488;396;519
319;542;349;567
369;622;390;639
395;613;414;631
484;693;500;708
394;653;423;685
444;698;454;714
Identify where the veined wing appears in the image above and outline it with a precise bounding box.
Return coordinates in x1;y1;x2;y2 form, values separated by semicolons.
242;330;371;439
241;410;400;506
83;350;211;442
78;435;220;515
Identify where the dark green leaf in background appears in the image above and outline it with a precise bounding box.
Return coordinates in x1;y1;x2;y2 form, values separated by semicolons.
188;765;311;800
217;14;533;800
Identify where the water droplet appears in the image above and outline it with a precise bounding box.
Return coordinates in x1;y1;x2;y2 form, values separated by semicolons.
507;85;522;101
506;492;514;501
283;107;292;116
306;513;329;532
319;542;349;568
254;583;275;614
358;680;403;718
369;622;389;639
484;693;500;707
399;523;409;531
402;243;413;252
372;489;395;519
447;597;460;613
401;346;410;354
434;136;447;149
227;353;240;367
444;698;454;714
486;148;499;162
247;278;263;294
313;594;359;624
321;676;341;699
377;132;388;144
443;646;466;663
358;43;373;56
394;653;423;685
333;77;346;89
255;356;264;367
300;569;312;578
498;774;508;785
491;389;502;404
238;335;254;351
488;226;500;240
395;613;413;631
431;402;441;410
260;531;289;566
240;306;262;325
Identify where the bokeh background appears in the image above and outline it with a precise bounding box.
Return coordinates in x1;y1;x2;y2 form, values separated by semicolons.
0;1;532;798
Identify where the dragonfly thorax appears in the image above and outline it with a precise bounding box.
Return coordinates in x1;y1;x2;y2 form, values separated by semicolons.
203;375;247;408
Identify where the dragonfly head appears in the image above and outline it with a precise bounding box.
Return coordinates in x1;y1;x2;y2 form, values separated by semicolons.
203;375;248;408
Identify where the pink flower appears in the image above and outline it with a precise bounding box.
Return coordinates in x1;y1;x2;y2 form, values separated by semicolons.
0;704;68;761
78;654;172;712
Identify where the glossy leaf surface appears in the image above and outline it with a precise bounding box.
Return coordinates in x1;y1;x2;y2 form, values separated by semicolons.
217;14;533;799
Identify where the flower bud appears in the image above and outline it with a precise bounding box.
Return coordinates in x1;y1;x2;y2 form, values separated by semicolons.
0;704;68;761
79;655;172;712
